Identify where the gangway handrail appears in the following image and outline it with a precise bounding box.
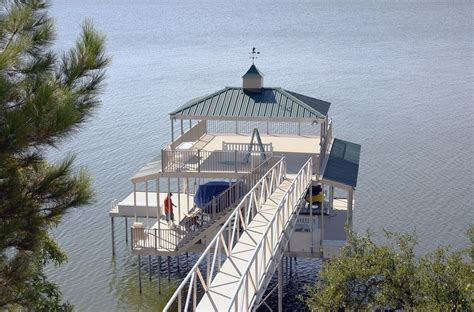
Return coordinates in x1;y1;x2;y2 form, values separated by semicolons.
228;157;313;311
163;157;287;312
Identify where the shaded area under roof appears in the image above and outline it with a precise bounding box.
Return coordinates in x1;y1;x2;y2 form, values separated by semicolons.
323;138;361;188
169;87;331;121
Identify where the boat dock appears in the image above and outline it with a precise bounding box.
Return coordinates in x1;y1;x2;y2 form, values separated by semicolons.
108;62;361;311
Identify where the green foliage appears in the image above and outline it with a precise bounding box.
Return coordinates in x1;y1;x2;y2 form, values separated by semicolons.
0;0;109;309
303;227;474;311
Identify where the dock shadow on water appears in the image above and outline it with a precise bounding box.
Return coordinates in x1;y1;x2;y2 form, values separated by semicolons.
108;250;321;311
108;253;197;311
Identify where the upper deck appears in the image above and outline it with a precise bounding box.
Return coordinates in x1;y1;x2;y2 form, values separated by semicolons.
131;118;332;183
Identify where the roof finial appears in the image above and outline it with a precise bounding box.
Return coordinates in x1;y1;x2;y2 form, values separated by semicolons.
249;47;260;64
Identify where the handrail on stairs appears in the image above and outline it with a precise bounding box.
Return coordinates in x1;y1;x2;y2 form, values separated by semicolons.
163;157;287;312
228;157;313;311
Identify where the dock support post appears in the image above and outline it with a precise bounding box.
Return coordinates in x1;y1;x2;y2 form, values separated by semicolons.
320;183;324;248
347;189;353;229
278;259;283;312
167;256;171;281
177;254;180;273
157;256;161;294
111;217;115;256
138;255;142;294
148;255;152;281
125;217;128;244
289;255;293;277
310;183;313;252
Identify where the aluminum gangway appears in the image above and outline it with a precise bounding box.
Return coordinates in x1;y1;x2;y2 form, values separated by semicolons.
164;157;313;311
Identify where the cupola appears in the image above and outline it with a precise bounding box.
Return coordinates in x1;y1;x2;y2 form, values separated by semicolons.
242;64;264;92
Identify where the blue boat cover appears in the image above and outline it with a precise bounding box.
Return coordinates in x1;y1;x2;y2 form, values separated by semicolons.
194;181;232;210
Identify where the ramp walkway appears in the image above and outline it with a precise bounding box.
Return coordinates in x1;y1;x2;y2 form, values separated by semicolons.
164;157;313;311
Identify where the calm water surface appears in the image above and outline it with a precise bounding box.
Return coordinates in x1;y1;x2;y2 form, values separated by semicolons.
46;1;473;310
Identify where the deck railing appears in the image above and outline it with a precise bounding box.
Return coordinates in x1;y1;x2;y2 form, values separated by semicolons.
161;149;272;173
131;227;184;251
222;141;273;152
174;157;280;249
130;157;281;253
163;157;287;312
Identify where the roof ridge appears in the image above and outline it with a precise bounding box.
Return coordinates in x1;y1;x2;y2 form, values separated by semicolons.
169;87;230;116
277;88;325;118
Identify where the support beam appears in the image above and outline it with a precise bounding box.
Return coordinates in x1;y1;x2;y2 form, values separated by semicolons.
278;259;283;312
125;217;128;243
156;178;161;240
177;177;181;222
347;189;354;229
157;256;161;294
167;256;171;281
148;255;152;281
180;119;184;135
111;217;115;256
171;118;174;143
320;183;324;253
309;182;313;252
133;182;137;221
138;255;142;294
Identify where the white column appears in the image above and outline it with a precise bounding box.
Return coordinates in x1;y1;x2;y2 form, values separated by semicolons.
145;181;149;226
320;183;324;252
171;119;174;143
133;182;137;221
156;178;161;232
186;177;190;213
177;177;181;222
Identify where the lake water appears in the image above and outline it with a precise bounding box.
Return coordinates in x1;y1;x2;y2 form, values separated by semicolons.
46;1;473;310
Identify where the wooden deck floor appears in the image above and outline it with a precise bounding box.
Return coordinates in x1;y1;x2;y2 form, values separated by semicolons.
197;179;292;311
199;133;321;154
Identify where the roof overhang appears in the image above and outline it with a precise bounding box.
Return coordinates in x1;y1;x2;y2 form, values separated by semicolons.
169;114;324;123
321;138;361;190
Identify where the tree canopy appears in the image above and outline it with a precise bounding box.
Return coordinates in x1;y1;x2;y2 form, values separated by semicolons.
0;0;109;309
303;227;474;311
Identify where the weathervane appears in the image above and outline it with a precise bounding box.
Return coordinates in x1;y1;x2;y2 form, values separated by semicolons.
249;47;260;64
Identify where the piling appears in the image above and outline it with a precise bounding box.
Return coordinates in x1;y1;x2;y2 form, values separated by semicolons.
138;255;142;294
111;217;115;256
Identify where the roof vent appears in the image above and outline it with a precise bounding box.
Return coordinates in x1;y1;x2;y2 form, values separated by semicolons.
242;65;264;92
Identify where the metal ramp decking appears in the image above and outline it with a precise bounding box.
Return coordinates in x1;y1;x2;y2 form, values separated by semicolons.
164;157;313;311
196;178;292;311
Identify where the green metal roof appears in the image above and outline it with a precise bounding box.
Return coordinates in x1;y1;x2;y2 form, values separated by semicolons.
323;138;361;188
242;64;264;78
169;87;331;121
